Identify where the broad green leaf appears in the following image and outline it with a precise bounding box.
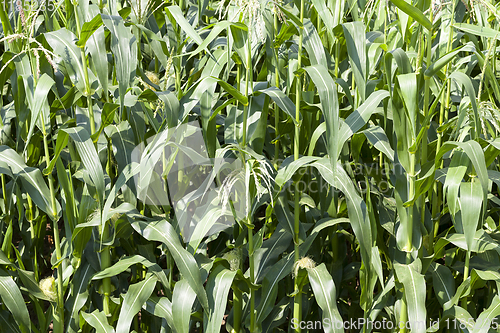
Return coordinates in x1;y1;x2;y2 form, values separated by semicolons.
76;13;103;47
307;264;344;333
307;122;326;156
0;146;61;219
116;273;157;332
254;228;293;283
444;229;500;254
66;261;95;333
275;156;319;187
166;6;203;45
0;268;30;333
472;296;500;333
443;278;472;310
455;23;500;40
92;254;169;289
424;44;470;79
310;0;335;37
303;19;327;68
101;14;138;111
187;206;226;254
255;217;347;325
259;87;300;125
45;29;87;93
458;181;483;252
172;279;196;333
362;126;394;161
305;65;339;168
338;90;390;148
389;0;432;30
86;24;109;101
448;72;481;139
342;22;367;102
204;266;237;333
430;263;455;308
444;151;469;215
211;77;248;105
0;311;22;333
63;127;105;207
43;130;69;175
312;159;373;266
186;21;244;59
82;309;116;333
102;162;140;224
130;219;209;311
143;296;174;325
437;141;488;207
397;73;418;139
91;102;120;142
24;74;55;148
394;259;426;333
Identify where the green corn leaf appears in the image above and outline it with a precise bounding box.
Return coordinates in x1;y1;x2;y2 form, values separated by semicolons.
362;126;394;162
76;13;103;47
472;296;500;333
444;229;500;254
66;261;95;333
0;146;61;219
0;268;30;333
172;279;196;333
437;141;488;206
211;77;248;105
101;14;137;111
0;311;22;333
63;127;105;208
82;309;116;333
342;22;368;102
204;266;237;333
454;23;500;40
43;130;69;176
307;264;344;333
389;0;432;31
424;44;469;79
259;87;300;125
116;273;157;332
303;19;328;68
86;24;109;101
275;156;319;187
394;259;427;333
448;72;481;139
312;159;373;266
130;219;209;311
396;73;418;139
45;29;87;93
430;262;455;308
143;296;174;325
458;181;483;252
255;217;347;325
166;6;203;45
92;254;169;289
254;228;293;283
338;90;390;148
305;65;339;167
24;74;55;148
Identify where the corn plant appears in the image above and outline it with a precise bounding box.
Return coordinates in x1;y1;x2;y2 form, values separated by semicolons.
3;0;500;332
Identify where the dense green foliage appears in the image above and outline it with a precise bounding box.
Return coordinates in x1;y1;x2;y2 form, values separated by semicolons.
2;0;500;332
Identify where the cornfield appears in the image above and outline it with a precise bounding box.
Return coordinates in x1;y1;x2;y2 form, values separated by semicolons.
2;0;500;331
